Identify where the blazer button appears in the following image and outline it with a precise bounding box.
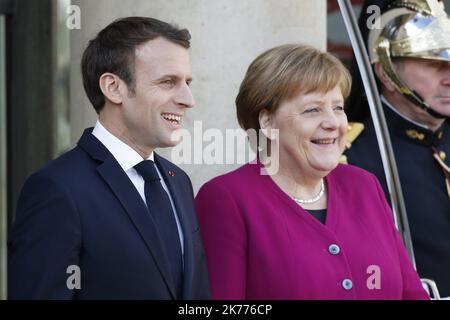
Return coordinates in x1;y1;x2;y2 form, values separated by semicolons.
342;279;353;290
328;244;340;255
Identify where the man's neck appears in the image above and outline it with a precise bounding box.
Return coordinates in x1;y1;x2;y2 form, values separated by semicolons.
382;92;445;132
98;115;154;159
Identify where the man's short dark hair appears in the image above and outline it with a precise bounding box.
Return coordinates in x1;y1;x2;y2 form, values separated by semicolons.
81;16;191;114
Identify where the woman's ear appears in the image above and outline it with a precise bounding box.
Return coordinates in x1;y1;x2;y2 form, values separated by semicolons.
259;109;274;140
99;73;125;105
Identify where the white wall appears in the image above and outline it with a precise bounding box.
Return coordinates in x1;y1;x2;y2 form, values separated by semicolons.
70;0;327;193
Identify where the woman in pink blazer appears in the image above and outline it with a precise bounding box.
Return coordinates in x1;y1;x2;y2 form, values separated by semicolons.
195;44;428;300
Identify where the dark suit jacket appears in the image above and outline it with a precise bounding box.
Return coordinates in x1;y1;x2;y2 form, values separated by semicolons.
8;128;210;299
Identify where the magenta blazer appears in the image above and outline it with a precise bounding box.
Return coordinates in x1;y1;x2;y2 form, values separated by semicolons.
195;162;429;300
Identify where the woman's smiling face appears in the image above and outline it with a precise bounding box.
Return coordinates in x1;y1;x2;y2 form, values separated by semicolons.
267;85;348;176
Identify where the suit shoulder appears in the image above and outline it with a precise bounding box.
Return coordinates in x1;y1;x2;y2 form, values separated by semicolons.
332;163;377;185
16;148;89;216
28;146;89;183
208;162;257;184
198;163;258;194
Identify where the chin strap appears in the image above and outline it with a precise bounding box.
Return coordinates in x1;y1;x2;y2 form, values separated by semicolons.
409;90;448;120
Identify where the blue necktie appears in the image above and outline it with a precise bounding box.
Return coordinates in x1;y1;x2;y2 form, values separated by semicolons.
134;160;183;298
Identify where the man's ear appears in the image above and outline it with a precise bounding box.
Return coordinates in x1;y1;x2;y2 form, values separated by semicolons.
374;63;396;93
99;73;126;105
259;109;274;140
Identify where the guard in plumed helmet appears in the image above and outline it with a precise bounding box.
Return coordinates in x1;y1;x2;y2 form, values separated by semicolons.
344;0;450;297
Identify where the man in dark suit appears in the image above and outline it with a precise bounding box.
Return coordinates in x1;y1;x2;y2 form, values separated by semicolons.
8;16;210;299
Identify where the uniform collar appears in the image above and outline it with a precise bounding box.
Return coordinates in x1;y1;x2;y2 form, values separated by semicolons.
381;97;447;147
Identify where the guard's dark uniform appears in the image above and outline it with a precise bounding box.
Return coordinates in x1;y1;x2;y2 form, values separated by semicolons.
345;102;450;296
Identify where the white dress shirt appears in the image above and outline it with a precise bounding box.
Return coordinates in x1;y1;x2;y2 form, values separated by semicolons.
92;121;184;255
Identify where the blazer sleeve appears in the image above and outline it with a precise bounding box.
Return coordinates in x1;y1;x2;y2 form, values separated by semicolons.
371;174;429;300
8;172;82;299
195;180;247;299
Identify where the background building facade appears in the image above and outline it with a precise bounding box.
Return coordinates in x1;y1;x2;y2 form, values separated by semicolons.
11;0;450;299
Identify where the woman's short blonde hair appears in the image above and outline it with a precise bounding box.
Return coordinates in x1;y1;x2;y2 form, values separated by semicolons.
236;44;352;131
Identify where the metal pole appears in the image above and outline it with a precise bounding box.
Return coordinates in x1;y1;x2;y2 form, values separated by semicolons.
337;0;416;268
0;14;7;300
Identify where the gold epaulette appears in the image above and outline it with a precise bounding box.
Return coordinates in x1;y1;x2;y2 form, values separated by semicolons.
345;122;364;149
340;122;364;164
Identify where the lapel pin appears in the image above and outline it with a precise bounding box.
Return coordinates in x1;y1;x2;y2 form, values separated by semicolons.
168;170;175;177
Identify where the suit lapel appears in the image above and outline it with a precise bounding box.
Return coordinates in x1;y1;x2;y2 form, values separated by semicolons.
154;154;196;299
78;129;177;298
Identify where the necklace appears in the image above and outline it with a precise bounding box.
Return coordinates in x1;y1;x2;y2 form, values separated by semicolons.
291;179;325;204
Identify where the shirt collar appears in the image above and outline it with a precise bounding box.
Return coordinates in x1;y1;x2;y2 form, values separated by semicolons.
92;120;154;171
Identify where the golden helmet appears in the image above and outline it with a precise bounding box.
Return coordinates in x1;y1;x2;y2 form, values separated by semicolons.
368;0;450;118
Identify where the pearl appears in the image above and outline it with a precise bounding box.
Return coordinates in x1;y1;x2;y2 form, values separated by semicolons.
291;179;325;204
